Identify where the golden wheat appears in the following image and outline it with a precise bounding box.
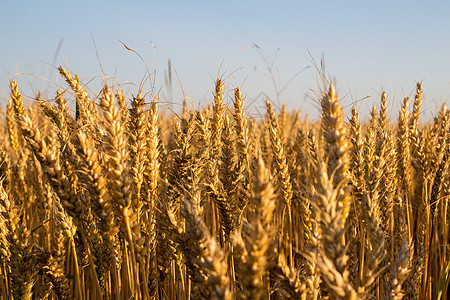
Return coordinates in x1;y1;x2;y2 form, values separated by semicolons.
0;69;449;300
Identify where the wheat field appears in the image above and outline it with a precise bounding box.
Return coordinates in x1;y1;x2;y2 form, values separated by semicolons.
0;67;448;299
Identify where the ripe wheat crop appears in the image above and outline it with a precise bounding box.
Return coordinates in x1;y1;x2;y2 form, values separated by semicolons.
0;68;449;299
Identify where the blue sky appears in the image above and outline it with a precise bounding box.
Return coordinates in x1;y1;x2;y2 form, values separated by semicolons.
1;1;450;119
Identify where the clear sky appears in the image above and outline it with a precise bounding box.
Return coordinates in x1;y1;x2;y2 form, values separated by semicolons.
1;1;450;119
